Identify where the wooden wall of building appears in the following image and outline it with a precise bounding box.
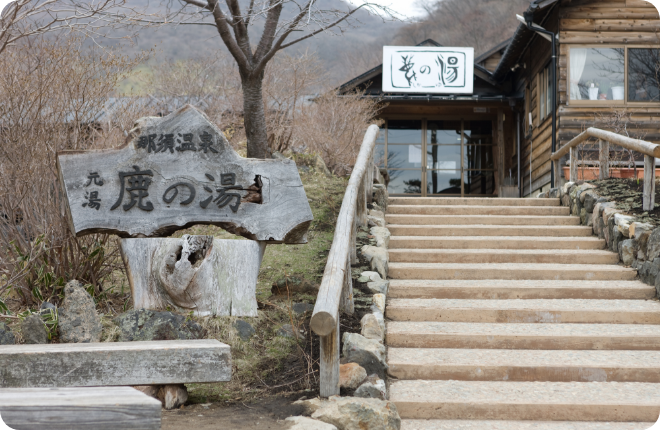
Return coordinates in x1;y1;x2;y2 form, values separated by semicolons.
520;0;660;196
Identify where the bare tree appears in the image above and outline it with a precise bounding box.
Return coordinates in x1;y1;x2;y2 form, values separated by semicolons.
0;0;127;56
113;0;395;159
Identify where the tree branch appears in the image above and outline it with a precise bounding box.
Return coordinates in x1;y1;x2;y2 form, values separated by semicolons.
253;0;284;63
203;0;250;70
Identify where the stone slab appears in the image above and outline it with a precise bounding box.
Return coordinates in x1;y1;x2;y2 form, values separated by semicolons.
389;380;660;421
56;105;313;242
389;236;606;250
0;387;161;430
388;249;618;264
386;205;570;216
0;340;231;387
388;197;560;206
388;348;660;382
387;225;594;237
385;214;580;225
401;420;654;430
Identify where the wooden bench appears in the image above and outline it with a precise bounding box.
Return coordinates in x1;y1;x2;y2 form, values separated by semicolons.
0;387;161;430
0;339;231;387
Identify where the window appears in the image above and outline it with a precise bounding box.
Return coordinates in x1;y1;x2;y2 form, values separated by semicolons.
569;46;660;105
538;64;553;121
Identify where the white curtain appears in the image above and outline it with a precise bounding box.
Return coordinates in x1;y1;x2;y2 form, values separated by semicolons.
570;48;588;100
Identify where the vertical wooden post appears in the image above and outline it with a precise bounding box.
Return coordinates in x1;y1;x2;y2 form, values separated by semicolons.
497;109;505;195
599;140;610;180
570;146;578;183
644;155;656;211
340;259;354;314
319;318;340;398
554;157;562;190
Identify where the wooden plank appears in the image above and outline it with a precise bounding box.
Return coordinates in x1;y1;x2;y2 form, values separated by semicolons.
570;146;579;182
121;237;264;317
644;155;656;211
600;140;610;179
56;104;313;243
0;340;231;388
0;387;161;430
561;18;660;32
311;125;379;337
560;7;659;19
560;30;660;43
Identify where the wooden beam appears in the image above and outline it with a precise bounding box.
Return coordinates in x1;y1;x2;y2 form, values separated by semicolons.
319;320;340;398
570;146;579;183
552;127;660;161
0;387;161;430
0;340;231;388
644;155;656;211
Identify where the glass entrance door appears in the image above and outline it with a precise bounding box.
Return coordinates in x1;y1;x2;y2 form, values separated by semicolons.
377;118;495;197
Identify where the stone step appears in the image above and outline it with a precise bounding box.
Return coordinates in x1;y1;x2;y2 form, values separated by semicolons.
388;225;594;237
0;387;161;430
387;205;570;216
386;214;580;226
0;339;231;388
388;348;660;382
389;197;560;206
389;263;637;281
386;299;660;324
389;249;619;265
388;280;655;300
386;321;660;350
390;236;605;250
401;420;655;430
389;380;660;421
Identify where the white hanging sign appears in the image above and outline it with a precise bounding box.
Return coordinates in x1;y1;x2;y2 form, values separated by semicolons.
382;46;474;94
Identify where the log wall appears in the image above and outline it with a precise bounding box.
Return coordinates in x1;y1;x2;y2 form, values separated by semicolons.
520;0;660;196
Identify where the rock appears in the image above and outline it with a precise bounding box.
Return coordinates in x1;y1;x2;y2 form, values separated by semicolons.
367;215;386;228
134;384;188;410
370;227;391;248
360;314;384;341
580;208;587;226
537;191;549;198
372;294;386;314
20;314;48;344
366;280;389;295
646;228;660;261
342;332;388;379
355;375;387;400
159;384;188;410
368;210;385;220
631;222;654;239
58;280;102;343
278;324;305;340
292;303;315;315
302;396;401;430
272;276;319;295
637;229;653;261
39;302;56;316
639;259;660;285
619;239;636;266
583;192;598;213
361;246;388;279
561;194;570;207
372;308;385;332
561;181;575;198
285;416;338;430
234;319;255;341
360;272;382;283
0;322;15;345
114;309;206;342
372;185;389;211
548;188;559;198
615;214;636;238
340;363;368;389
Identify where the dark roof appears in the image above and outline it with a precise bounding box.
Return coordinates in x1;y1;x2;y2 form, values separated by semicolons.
491;0;560;82
337;39;442;93
475;38;512;65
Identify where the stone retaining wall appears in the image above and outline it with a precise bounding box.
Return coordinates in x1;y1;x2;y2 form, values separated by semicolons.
548;182;660;297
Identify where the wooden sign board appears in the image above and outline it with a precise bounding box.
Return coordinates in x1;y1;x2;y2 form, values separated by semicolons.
57;105;313;243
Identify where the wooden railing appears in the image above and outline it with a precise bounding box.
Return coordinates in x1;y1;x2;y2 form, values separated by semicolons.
550;127;660;211
310;124;380;397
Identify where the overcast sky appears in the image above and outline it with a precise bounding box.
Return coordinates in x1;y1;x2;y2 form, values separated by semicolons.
345;0;428;20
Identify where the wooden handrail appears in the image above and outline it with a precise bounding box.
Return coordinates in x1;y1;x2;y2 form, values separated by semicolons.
311;124;380;397
550;127;660;161
550;127;658;211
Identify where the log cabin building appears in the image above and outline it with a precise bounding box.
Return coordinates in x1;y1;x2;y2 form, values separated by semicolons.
338;0;660;197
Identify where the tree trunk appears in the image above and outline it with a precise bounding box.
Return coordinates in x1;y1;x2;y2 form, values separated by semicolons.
241;73;271;159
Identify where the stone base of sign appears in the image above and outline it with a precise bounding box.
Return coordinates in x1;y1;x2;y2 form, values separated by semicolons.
120;235;265;316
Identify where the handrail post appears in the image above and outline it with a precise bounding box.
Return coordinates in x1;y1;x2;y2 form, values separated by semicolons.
599;140;609;180
570;146;578;182
319;318;340;398
554;157;562;189
644;155;656;211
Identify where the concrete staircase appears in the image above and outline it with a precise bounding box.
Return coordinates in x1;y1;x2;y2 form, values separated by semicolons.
385;197;660;429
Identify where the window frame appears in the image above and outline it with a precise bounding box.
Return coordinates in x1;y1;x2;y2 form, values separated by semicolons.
567;45;660;107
